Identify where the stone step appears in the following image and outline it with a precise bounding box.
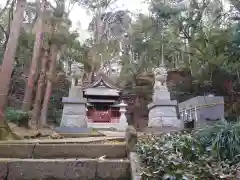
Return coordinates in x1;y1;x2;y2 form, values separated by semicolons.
0;158;130;180
0;143;127;159
0;136;124;144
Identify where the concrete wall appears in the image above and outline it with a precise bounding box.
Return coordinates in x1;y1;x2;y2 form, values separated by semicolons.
179;96;224;127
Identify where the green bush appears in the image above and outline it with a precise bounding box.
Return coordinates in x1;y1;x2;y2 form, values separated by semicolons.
195;120;240;161
137;131;239;180
5;107;29;128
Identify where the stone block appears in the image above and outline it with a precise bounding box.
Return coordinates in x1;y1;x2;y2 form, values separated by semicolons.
148;105;182;128
7;159;97;180
149;106;178;117
4;158;130;180
0;162;7;179
33;144;127;159
96;159;130;179
62;104;86;115
129;152;141;180
60;114;87;128
148;116;182;128
0;144;34;158
64;159;97;179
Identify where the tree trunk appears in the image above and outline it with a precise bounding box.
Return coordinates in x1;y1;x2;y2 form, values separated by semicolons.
0;0;26;125
22;0;46;112
31;50;49;125
39;45;58;127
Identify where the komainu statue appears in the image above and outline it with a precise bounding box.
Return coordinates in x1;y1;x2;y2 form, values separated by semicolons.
153;66;167;90
70;63;84;87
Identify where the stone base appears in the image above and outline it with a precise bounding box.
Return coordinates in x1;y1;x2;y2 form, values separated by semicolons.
148;101;183;128
60;97;87;128
61;115;87;127
87;122;128;131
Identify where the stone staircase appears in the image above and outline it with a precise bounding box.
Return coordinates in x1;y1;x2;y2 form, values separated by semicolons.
0;138;130;180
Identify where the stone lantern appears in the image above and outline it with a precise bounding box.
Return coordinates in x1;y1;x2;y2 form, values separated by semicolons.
118;100;128;131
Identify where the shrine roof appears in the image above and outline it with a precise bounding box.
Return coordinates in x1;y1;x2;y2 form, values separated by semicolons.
84;87;120;96
82;73;121;96
83;74;121;91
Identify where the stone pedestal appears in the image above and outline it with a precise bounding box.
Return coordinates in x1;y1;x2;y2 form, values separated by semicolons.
60;86;87;128
148;65;183;129
148;66;183;129
148;100;182;128
60;97;87;128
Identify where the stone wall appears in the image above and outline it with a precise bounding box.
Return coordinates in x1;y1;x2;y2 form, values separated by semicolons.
178;96;224;127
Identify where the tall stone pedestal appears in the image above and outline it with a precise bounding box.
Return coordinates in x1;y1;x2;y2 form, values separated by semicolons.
60;86;87;128
148;83;183;129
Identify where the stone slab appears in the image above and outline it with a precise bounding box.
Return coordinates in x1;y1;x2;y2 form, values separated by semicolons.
0;136;125;144
88;122;124;130
0;158;130;180
97;159;130;179
6;158;97;180
55;127;104;138
0;144;127;159
0;144;34;158
33;144;127;159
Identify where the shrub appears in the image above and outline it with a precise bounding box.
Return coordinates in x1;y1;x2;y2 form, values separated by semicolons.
5;107;29;128
195;120;240;161
137;131;239;179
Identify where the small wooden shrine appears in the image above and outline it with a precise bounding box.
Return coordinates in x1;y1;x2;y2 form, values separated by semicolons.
82;74;125;128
